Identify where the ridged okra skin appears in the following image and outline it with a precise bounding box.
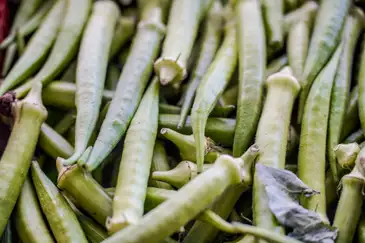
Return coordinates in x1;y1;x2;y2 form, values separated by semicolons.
0;82;47;235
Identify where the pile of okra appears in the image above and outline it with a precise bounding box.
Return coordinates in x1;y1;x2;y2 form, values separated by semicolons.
3;0;365;242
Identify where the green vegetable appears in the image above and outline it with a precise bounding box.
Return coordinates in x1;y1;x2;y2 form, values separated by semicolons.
0;82;47;235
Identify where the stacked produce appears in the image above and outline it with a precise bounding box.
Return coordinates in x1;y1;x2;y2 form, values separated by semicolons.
0;0;364;242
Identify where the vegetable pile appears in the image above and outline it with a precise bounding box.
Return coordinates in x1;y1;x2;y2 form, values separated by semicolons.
0;0;365;242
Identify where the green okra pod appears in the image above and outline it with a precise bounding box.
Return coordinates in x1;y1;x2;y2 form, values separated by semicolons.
283;1;318;34
333;148;365;243
61;0;120;166
102;146;259;243
158;114;235;146
15;177;54;243
358;212;365;243
13;0;93;99
149;140;173;189
233;0;266;157
341;85;359;140
191;10;237;172
106;78;159;233
0;82;47;235
2;0;43;76
297;0;351;123
261;0;284;53
287;15;311;80
109;14;137;60
253;67;300;235
154;0;213;86
53;110;76;135
178;1;223;128
57;162;112;226
298;44;342;222
85;0;168;171
42;81;113;109
328;7;364;183
0;0;66;95
39;123;74;159
357;35;365;134
152;161;212;188
31;161;88;243
160;128;230;163
219;55;288;107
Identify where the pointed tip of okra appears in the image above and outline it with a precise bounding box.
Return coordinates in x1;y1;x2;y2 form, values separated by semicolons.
265;66;301;96
152;161;196;188
334;143;360;169
154;57;187;86
78;146;93;167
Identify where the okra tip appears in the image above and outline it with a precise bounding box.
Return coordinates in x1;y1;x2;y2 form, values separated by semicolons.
237;144;259;184
265;66;301;95
106;213;135;234
154;58;187;86
151;161;194;188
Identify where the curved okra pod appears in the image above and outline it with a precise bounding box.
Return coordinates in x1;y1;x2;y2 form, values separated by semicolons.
0;0;54;50
85;0;168;170
1;0;42;76
297;0;351;123
0;82;47;235
333;148;365;243
283;0;318;34
160;128;230;163
60;0;120;166
191;12;237;172
261;0;284;53
298;44;342;222
233;0;266;157
152;161;212;188
102;146;259;243
158;114;235;146
14;0;92;99
15;177;54;243
0;0;66;95
341;85;359;140
149;140;173;189
154;0;213;85
328;8;364;183
109;14;137;60
39;123;74;159
253;67;300;235
57;161;112;226
31;161;88;243
178;1;223;128
106;78;159;233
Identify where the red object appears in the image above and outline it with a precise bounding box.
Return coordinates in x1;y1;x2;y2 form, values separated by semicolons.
0;0;9;70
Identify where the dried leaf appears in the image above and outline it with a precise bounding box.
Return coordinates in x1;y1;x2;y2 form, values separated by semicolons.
256;164;338;243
